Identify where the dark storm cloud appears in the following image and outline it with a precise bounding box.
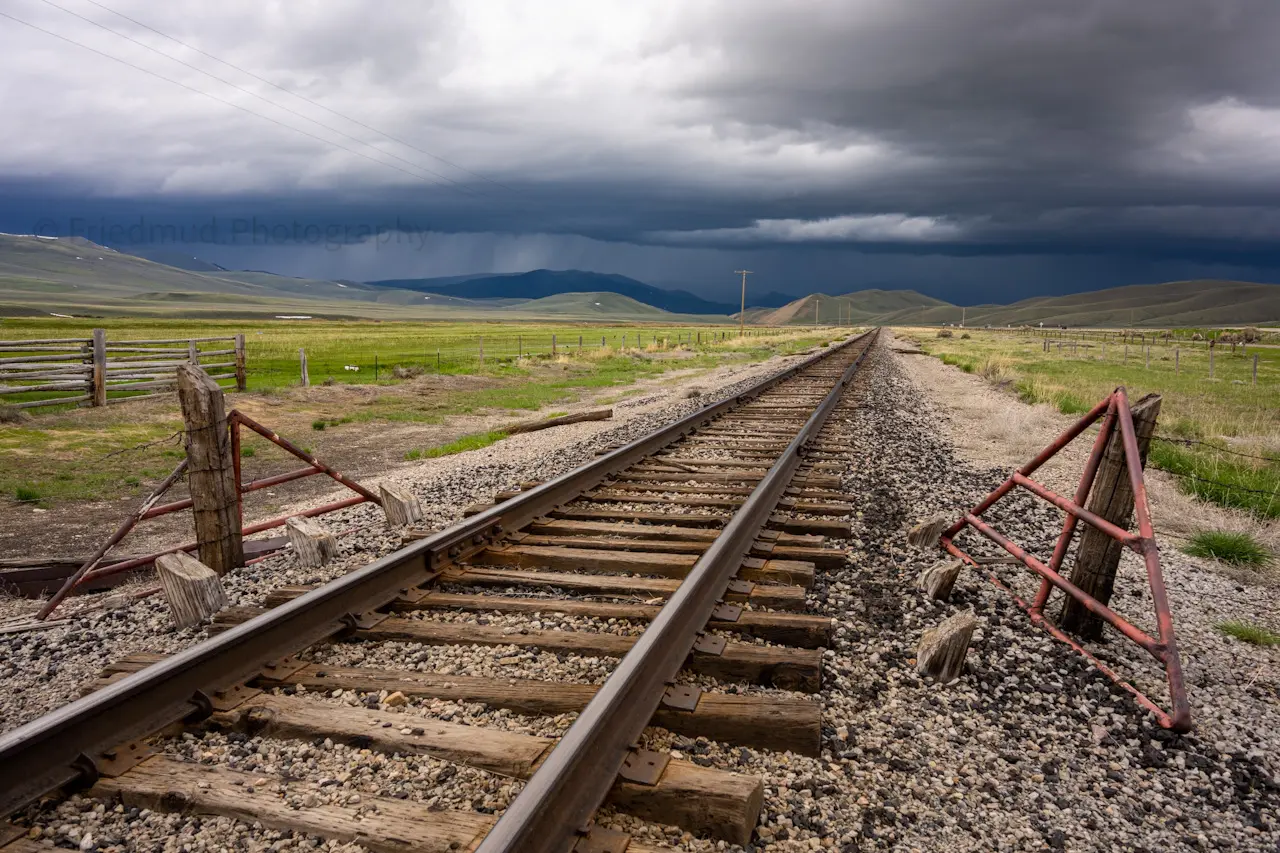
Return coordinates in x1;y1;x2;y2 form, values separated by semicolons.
3;0;1280;297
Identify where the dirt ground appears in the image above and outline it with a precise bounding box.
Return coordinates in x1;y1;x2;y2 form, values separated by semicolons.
889;329;1280;583
0;359;732;561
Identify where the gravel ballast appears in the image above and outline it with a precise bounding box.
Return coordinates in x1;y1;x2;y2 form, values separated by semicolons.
6;334;1277;853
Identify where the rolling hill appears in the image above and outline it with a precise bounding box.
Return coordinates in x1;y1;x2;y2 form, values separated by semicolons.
748;281;1280;327
365;270;743;315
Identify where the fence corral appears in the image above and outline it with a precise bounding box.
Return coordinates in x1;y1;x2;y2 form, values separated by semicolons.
0;330;246;410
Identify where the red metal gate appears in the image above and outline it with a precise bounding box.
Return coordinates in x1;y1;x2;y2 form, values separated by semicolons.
939;387;1191;732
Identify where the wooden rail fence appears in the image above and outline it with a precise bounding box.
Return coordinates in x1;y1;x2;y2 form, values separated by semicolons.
0;331;246;410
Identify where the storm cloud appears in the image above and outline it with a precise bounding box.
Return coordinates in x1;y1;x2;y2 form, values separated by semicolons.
2;0;1280;301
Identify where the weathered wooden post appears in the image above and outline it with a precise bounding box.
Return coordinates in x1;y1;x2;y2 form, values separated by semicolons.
176;364;244;574
286;516;338;567
380;484;423;527
234;334;247;391
156;551;227;628
1058;393;1161;639
479;336;484;365
91;328;107;407
552;334;557;355
1253;354;1259;385
1209;343;1215;379
299;348;310;387
188;340;199;365
917;610;976;681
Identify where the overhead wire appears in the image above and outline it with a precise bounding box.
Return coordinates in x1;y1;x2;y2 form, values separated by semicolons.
32;0;482;196
79;0;520;195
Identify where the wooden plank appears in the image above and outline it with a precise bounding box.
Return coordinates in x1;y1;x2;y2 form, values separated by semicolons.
210;694;762;843
97;655;822;755
440;565;808;610
503;408;612;435
525;518;720;541
474;544;808;585
262;586;828;647
549;508;728;527
769;514;850;537
208;611;822;690
91;756;494;853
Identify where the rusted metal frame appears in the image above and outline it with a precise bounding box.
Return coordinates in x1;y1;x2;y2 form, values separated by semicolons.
940;387;1191;733
474;331;877;853
952;513;1163;656
941;393;1112;540
138;465;322;520
35;459;189;620
941;539;1182;729
1012;475;1140;553
1114;387;1191;731
0;331;872;822
229;410;382;507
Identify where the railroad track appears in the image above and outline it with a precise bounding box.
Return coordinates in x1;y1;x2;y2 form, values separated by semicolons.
0;329;878;853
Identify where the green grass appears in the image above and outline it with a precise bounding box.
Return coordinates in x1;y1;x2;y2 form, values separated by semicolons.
1215;620;1280;646
914;328;1280;518
1183;530;1272;567
408;430;510;460
14;484;40;503
1149;444;1280;519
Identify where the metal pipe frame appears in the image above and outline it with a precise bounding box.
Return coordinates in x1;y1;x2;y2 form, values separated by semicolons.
0;330;875;821
475;332;877;853
940;387;1191;733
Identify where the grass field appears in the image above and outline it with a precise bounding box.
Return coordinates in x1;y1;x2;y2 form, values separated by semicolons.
0;317;809;396
0;317;846;508
910;328;1280;518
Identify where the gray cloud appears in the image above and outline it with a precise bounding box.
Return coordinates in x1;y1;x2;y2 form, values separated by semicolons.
3;0;1280;298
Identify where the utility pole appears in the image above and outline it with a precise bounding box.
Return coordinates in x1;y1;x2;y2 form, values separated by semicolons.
735;269;752;338
961;306;966;328
814;295;820;329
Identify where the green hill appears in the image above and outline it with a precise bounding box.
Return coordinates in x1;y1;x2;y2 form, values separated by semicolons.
752;281;1280;328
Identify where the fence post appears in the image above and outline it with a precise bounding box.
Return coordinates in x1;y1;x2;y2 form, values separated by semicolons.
1175;348;1180;375
552;334;557;355
299;348;310;387
176;364;244;575
234;334;247;391
1058;394;1161;639
91;328;106;407
188;340;199;365
479;336;484;365
1210;345;1215;378
579;334;583;349
1145;346;1149;370
518;335;522;358
374;354;379;380
437;349;441;371
1253;354;1259;385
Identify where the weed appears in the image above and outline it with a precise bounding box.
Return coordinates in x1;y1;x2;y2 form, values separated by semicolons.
14;484;40;503
240;445;256;458
1183;530;1272;567
404;448;423;461
311;419;326;431
1215;619;1280;646
422;430;510;458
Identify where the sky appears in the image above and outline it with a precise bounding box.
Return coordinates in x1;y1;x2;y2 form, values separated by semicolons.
3;0;1280;304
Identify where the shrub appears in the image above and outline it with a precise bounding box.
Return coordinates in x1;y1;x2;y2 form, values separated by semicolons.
14;485;40;503
0;404;31;424
393;365;423;379
322;376;337;386
978;355;1014;384
936;329;954;338
1215;620;1280;646
1183;530;1271;567
311;419;326;431
960;332;971;339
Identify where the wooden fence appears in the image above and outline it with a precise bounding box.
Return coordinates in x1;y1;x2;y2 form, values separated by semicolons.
0;331;246;410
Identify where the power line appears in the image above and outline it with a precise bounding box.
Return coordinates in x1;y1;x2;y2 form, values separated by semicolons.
34;0;480;196
80;0;521;195
0;10;474;194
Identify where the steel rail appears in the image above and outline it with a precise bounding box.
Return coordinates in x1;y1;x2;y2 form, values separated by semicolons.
0;329;875;820
476;330;878;853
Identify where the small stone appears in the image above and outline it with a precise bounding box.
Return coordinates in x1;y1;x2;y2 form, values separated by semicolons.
383;691;408;707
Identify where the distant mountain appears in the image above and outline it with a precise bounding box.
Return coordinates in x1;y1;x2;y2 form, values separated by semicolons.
746;289;951;325
746;281;1280;327
365;269;739;315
